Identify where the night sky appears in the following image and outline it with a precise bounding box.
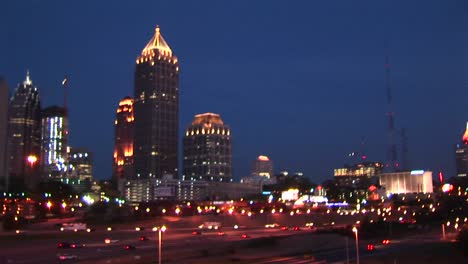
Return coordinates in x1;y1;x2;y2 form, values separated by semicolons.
1;0;466;182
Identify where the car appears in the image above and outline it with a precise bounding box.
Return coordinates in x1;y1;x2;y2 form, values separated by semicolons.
124;245;136;250
241;234;250;239
281;226;289;231
367;244;375;251
139;236;149;241
86;228;95;232
265;223;280;228
104;238;119;244
57;242;71;248
217;231;226;236
57;253;78;261
233;225;239;229
70;242;83;248
293;226;301;231
135;226;145;231
192;230;202;235
107;227;113;231
382;239;390;245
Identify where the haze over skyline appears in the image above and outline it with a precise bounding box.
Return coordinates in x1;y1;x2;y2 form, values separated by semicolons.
1;0;466;182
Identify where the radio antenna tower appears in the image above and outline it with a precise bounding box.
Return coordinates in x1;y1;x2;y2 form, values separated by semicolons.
385;55;398;171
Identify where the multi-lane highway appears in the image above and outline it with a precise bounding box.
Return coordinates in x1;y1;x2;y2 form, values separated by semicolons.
0;211;463;264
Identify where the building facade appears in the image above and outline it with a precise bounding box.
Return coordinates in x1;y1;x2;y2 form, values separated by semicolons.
0;78;8;190
334;161;384;187
113;97;134;193
40;106;68;179
379;170;433;194
7;72;41;190
133;26;179;181
455;122;468;177
183;113;232;182
251;155;274;178
124;179;260;204
68;148;93;181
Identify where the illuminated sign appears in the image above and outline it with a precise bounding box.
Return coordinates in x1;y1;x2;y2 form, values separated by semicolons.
410;170;424;175
441;184;453;193
281;189;299;201
262;191;271;195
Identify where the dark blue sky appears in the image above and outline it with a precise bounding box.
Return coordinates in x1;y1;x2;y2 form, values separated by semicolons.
1;0;466;182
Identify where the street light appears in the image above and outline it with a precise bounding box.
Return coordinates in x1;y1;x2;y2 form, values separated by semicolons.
155;225;167;264
352;227;359;264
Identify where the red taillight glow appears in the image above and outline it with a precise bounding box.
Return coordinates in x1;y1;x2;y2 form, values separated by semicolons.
367;244;375;250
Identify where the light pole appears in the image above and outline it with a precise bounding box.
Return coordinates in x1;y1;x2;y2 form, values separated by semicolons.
157;225;167;264
346;236;350;264
352;227;359;264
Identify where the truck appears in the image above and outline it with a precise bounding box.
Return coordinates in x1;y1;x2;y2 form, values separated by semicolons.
60;223;87;231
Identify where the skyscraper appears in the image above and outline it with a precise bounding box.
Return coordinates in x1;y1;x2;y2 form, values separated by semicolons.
455;122;468;177
133;26;179;180
7;71;41;190
40;106;68;179
183;113;232;182
113;97;134;193
251;155;274;178
0;78;8;190
69;148;93;181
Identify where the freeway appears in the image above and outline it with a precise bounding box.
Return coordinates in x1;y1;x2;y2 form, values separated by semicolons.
1;210;459;264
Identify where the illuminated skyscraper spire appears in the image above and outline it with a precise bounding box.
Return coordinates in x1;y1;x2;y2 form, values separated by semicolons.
141;25;173;57
463;121;468;144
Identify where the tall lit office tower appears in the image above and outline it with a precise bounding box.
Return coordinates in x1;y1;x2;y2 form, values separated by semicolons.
133;26;179;180
251;155;274;178
40;106;68;179
0;78;8;190
7;71;41;190
455;122;468;177
69;148;93;181
183;113;232;182
113;97;134;193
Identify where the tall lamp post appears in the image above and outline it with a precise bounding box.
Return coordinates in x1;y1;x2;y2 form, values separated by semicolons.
156;225;167;264
352;227;359;264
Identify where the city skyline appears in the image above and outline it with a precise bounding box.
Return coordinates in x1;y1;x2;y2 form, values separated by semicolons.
1;1;466;182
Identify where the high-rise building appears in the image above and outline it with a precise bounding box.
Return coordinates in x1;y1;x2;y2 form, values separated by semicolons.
68;148;93;181
0;78;8;190
133;26;179;180
183;113;232;182
455;122;468;177
113;97;134;193
251;155;274;178
40;106;68;179
7;71;41;190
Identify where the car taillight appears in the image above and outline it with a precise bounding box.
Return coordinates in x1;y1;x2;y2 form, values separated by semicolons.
58;243;62;247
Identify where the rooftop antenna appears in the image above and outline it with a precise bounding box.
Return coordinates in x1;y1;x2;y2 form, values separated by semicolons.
360;136;367;161
62;75;68;113
400;128;409;170
385;55;399;171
